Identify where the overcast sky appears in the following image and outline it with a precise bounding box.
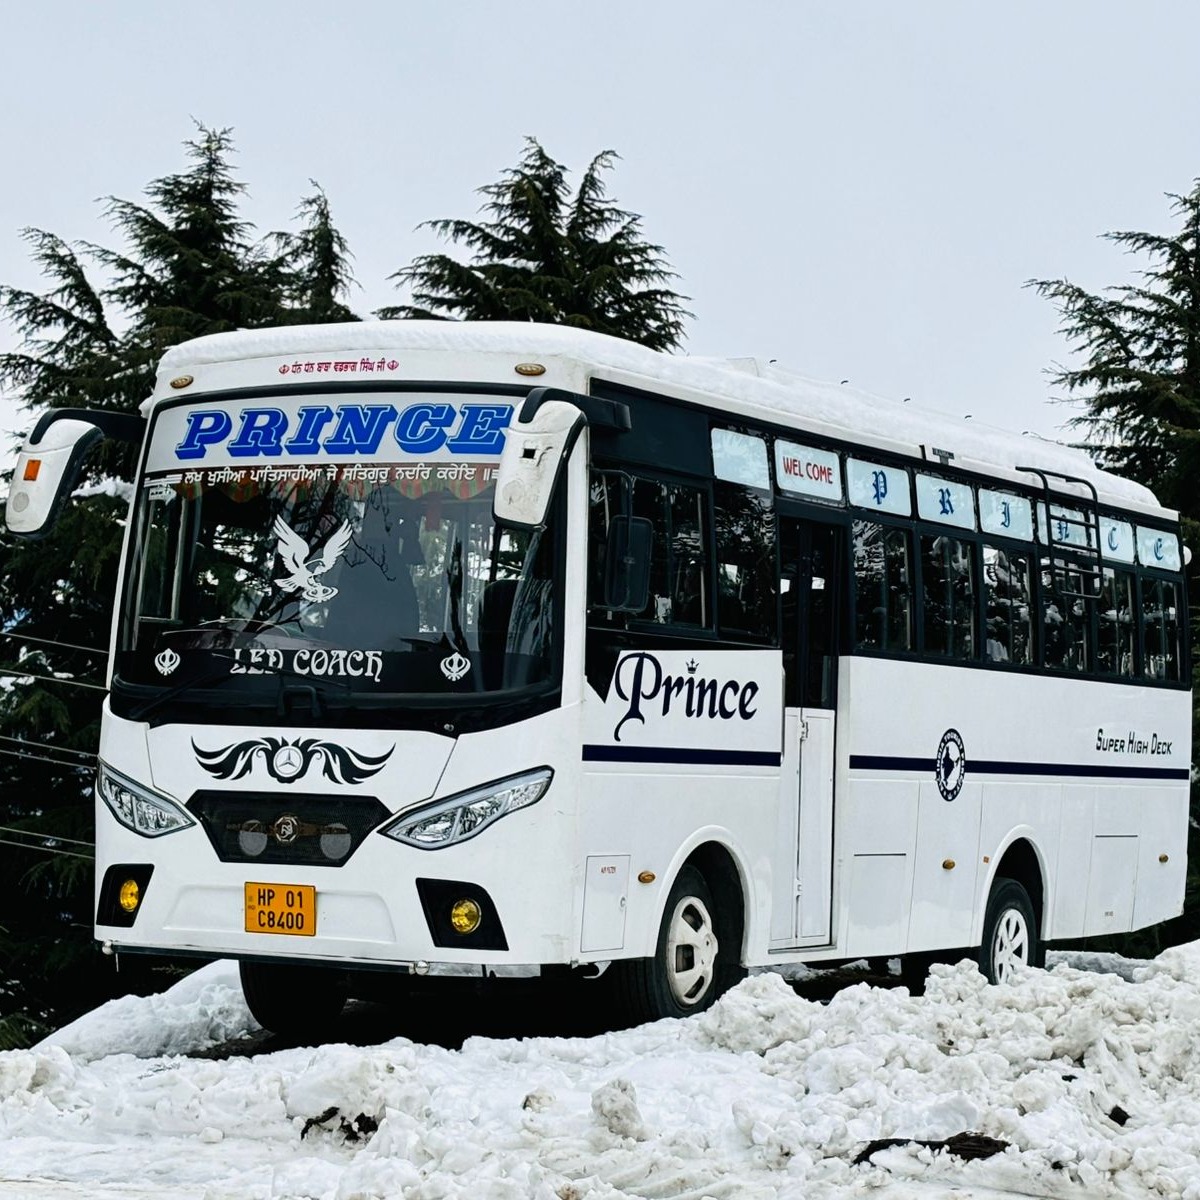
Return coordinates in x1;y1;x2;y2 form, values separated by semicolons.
2;1;1198;453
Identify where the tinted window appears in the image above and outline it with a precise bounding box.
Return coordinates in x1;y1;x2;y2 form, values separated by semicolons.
1142;577;1181;681
714;481;777;640
921;535;976;659
1041;563;1092;673
1097;568;1137;677
983;545;1033;665
853;520;912;651
631;477;709;628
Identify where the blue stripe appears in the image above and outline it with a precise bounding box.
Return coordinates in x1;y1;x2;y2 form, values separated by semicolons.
583;745;782;767
849;754;1188;781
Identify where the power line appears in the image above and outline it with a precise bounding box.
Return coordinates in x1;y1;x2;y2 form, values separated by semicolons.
0;747;96;771
0;836;92;861
0;824;94;848
0;734;96;762
0;631;108;658
0;668;107;692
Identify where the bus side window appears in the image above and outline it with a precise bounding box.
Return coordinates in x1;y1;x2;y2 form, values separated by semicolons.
1041;562;1091;673
1141;577;1180;681
920;534;977;659
1097;567;1137;677
607;476;709;629
852;520;912;652
983;545;1033;666
588;472;621;611
713;480;777;641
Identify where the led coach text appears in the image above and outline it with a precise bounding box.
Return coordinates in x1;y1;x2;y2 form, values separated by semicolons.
175;402;514;460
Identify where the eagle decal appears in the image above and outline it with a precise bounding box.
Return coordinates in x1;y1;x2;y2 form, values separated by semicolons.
273;517;354;603
193;737;393;785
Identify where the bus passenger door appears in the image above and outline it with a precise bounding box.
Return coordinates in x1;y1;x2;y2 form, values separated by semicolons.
771;518;841;948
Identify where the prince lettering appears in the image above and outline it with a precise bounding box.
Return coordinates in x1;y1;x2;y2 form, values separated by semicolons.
612;652;759;742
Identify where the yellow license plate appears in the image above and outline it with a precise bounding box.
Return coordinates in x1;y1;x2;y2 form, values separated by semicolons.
244;882;316;936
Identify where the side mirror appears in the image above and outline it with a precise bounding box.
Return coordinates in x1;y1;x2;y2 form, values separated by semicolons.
492;399;584;529
603;515;652;612
5;418;104;539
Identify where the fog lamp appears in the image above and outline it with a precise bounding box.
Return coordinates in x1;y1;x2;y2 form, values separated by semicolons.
320;823;352;861
449;898;482;935
118;878;141;913
237;820;268;857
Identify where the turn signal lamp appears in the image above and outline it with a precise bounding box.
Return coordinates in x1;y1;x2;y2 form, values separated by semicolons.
449;898;483;935
22;459;41;481
118;878;141;913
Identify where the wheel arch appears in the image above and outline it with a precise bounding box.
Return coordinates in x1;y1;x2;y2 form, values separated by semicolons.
684;840;748;965
973;829;1049;945
658;828;754;966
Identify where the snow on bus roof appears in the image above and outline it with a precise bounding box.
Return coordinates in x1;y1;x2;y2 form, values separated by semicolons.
158;321;1161;512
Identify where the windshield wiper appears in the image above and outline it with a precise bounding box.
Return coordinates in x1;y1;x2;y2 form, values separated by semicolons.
124;663;236;722
122;650;351;723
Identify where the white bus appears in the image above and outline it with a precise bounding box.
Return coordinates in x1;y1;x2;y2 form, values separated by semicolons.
7;322;1191;1034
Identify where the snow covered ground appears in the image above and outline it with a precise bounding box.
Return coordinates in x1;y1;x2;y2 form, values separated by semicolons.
3;947;1200;1199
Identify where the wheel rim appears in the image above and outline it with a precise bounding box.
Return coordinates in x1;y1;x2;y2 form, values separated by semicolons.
990;906;1030;983
665;893;718;1006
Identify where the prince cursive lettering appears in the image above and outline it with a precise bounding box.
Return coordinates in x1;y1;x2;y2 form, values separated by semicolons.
612;652;759;742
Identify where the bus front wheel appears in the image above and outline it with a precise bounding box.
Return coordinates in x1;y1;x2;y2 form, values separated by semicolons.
978;878;1042;984
239;959;348;1039
611;864;735;1025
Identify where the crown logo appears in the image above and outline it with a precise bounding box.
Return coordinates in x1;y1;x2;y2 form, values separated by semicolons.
686;658;699;675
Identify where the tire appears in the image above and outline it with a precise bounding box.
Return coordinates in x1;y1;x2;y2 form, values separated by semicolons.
978;878;1042;984
239;959;348;1039
610;864;740;1025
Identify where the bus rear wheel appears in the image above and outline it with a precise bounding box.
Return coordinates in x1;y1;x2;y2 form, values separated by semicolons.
978;879;1042;984
239;959;348;1039
610;865;736;1025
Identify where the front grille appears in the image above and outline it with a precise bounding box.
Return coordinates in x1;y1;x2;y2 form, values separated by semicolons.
188;791;390;867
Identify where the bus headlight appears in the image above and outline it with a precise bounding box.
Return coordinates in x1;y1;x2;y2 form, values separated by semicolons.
97;762;195;838
378;768;553;850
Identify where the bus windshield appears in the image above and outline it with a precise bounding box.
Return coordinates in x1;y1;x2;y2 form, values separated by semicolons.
114;457;559;713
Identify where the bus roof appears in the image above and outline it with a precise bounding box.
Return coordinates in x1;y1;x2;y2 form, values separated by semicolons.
156;320;1165;515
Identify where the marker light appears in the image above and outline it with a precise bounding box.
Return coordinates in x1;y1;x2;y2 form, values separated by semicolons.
22;459;41;481
118;879;141;913
450;898;483;934
97;763;195;838
379;768;553;850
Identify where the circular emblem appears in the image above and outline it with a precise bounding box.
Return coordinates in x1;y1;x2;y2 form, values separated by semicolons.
935;728;966;802
272;814;301;844
271;744;305;780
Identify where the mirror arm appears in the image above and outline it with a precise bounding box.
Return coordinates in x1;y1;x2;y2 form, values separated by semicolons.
519;387;632;433
29;407;146;445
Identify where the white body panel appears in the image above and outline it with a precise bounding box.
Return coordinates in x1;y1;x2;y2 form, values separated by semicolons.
835;658;1190;955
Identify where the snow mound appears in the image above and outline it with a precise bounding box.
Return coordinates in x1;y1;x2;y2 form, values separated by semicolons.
2;947;1200;1197
38;961;256;1062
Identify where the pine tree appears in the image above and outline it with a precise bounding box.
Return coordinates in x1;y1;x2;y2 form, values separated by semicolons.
1028;181;1200;546
381;138;691;350
0;125;357;1043
274;184;360;324
1031;180;1200;952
